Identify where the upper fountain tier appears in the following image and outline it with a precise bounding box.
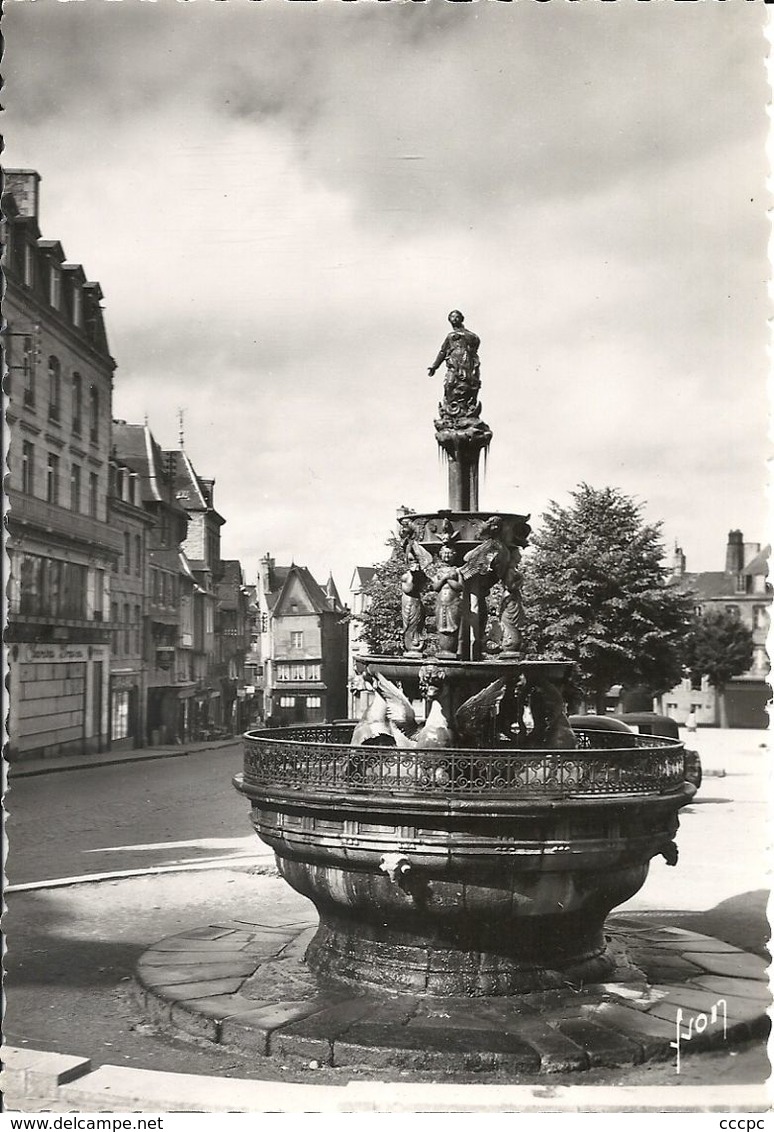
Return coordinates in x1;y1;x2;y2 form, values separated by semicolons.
428;309;492;510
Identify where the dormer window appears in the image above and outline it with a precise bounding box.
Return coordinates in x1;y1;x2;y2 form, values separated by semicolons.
72;285;82;328
50;264;61;310
23;244;35;288
734;574;747;594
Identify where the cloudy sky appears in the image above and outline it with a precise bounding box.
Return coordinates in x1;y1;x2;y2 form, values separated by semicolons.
4;0;769;594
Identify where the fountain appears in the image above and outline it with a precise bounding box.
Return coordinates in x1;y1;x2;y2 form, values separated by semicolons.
233;311;697;998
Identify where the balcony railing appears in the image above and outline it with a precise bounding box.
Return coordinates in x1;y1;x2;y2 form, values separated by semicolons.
5;488;124;555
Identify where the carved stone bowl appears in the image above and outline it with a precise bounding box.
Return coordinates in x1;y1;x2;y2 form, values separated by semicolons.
234;724;696;997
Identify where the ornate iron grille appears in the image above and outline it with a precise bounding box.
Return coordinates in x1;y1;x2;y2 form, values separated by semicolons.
243;727;686;799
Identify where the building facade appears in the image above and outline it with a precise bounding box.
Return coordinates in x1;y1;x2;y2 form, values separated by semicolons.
164;449;225;735
111;422;194;745
107;456;153;749
4;170;123;760
215;560;252;733
659;530;771;728
348;565;375;719
256;555;348;726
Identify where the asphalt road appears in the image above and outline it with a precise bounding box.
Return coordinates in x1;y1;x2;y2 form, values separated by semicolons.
5;742;264;885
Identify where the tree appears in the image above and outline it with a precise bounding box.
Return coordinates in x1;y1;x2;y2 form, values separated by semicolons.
683;608;754;728
521;484;694;713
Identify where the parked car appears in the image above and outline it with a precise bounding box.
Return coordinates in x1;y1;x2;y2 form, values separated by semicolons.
618;712;702;791
567;712;701;790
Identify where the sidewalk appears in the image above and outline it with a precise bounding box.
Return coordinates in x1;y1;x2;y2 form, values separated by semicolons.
7;736;241;779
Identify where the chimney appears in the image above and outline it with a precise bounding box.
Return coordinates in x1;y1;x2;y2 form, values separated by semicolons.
725;530;744;575
258;553;275;594
4;169;41;221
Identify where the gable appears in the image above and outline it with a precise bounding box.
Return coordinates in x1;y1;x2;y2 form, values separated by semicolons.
274;572;318;617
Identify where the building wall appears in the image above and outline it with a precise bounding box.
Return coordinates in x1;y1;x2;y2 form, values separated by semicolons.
4;176;120;761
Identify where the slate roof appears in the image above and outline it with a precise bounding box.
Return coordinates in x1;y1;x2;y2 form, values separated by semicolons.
112;422;187;516
267;564;344;616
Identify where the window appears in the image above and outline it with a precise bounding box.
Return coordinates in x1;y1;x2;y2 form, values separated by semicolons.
46;452;60;504
123;532;131;574
725;605;740;620
24;243;35;288
22;336;35;406
307;663;321;681
279;696;295;708
734;574;747;594
50;264;61;310
134;604;141;653
21;441;35;494
690;672;702;692
111;600;119;653
291;663;305;680
754;605;769;631
19;554;88;619
94;569;105;620
72;373;83;434
290;631;304;649
135;534;142;576
260;613;268;633
306;696;321;709
123;603;131;653
48;356;61;422
72;285;82;328
70;463;81;511
89;472;99;518
89;384;99;443
128;474;137;505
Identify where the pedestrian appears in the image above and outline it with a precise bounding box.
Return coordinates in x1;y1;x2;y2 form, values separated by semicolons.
686;709;698;734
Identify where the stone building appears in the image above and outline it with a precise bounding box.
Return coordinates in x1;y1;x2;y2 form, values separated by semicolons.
348;565;375;719
4;169;123;760
107;454;153;749
164;449;225;735
658;530;771;728
111;422;194;745
256;555;348;725
215;559;252;733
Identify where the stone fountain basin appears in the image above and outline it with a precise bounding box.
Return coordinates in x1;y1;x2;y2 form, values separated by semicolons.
234;726;696;996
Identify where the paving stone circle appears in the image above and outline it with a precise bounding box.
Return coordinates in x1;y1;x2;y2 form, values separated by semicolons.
134;913;770;1076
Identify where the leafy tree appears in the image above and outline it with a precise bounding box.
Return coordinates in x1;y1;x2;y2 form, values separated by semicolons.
683;608;754;728
522;484;694;713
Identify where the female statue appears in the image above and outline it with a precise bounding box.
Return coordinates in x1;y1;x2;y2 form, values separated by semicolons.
433;545;465;658
401;565;426;656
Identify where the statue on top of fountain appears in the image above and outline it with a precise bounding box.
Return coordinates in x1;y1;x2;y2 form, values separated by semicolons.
428;310;492;460
428;310;483;424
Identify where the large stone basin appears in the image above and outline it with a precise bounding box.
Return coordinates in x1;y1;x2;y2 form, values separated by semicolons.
234;724;695;996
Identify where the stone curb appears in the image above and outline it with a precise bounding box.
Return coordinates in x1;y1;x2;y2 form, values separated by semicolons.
133;916;772;1078
1;1048;770;1112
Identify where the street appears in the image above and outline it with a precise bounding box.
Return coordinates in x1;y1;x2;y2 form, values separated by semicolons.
5;742;263;886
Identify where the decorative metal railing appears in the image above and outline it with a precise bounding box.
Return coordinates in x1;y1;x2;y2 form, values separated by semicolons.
242;726;687;799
